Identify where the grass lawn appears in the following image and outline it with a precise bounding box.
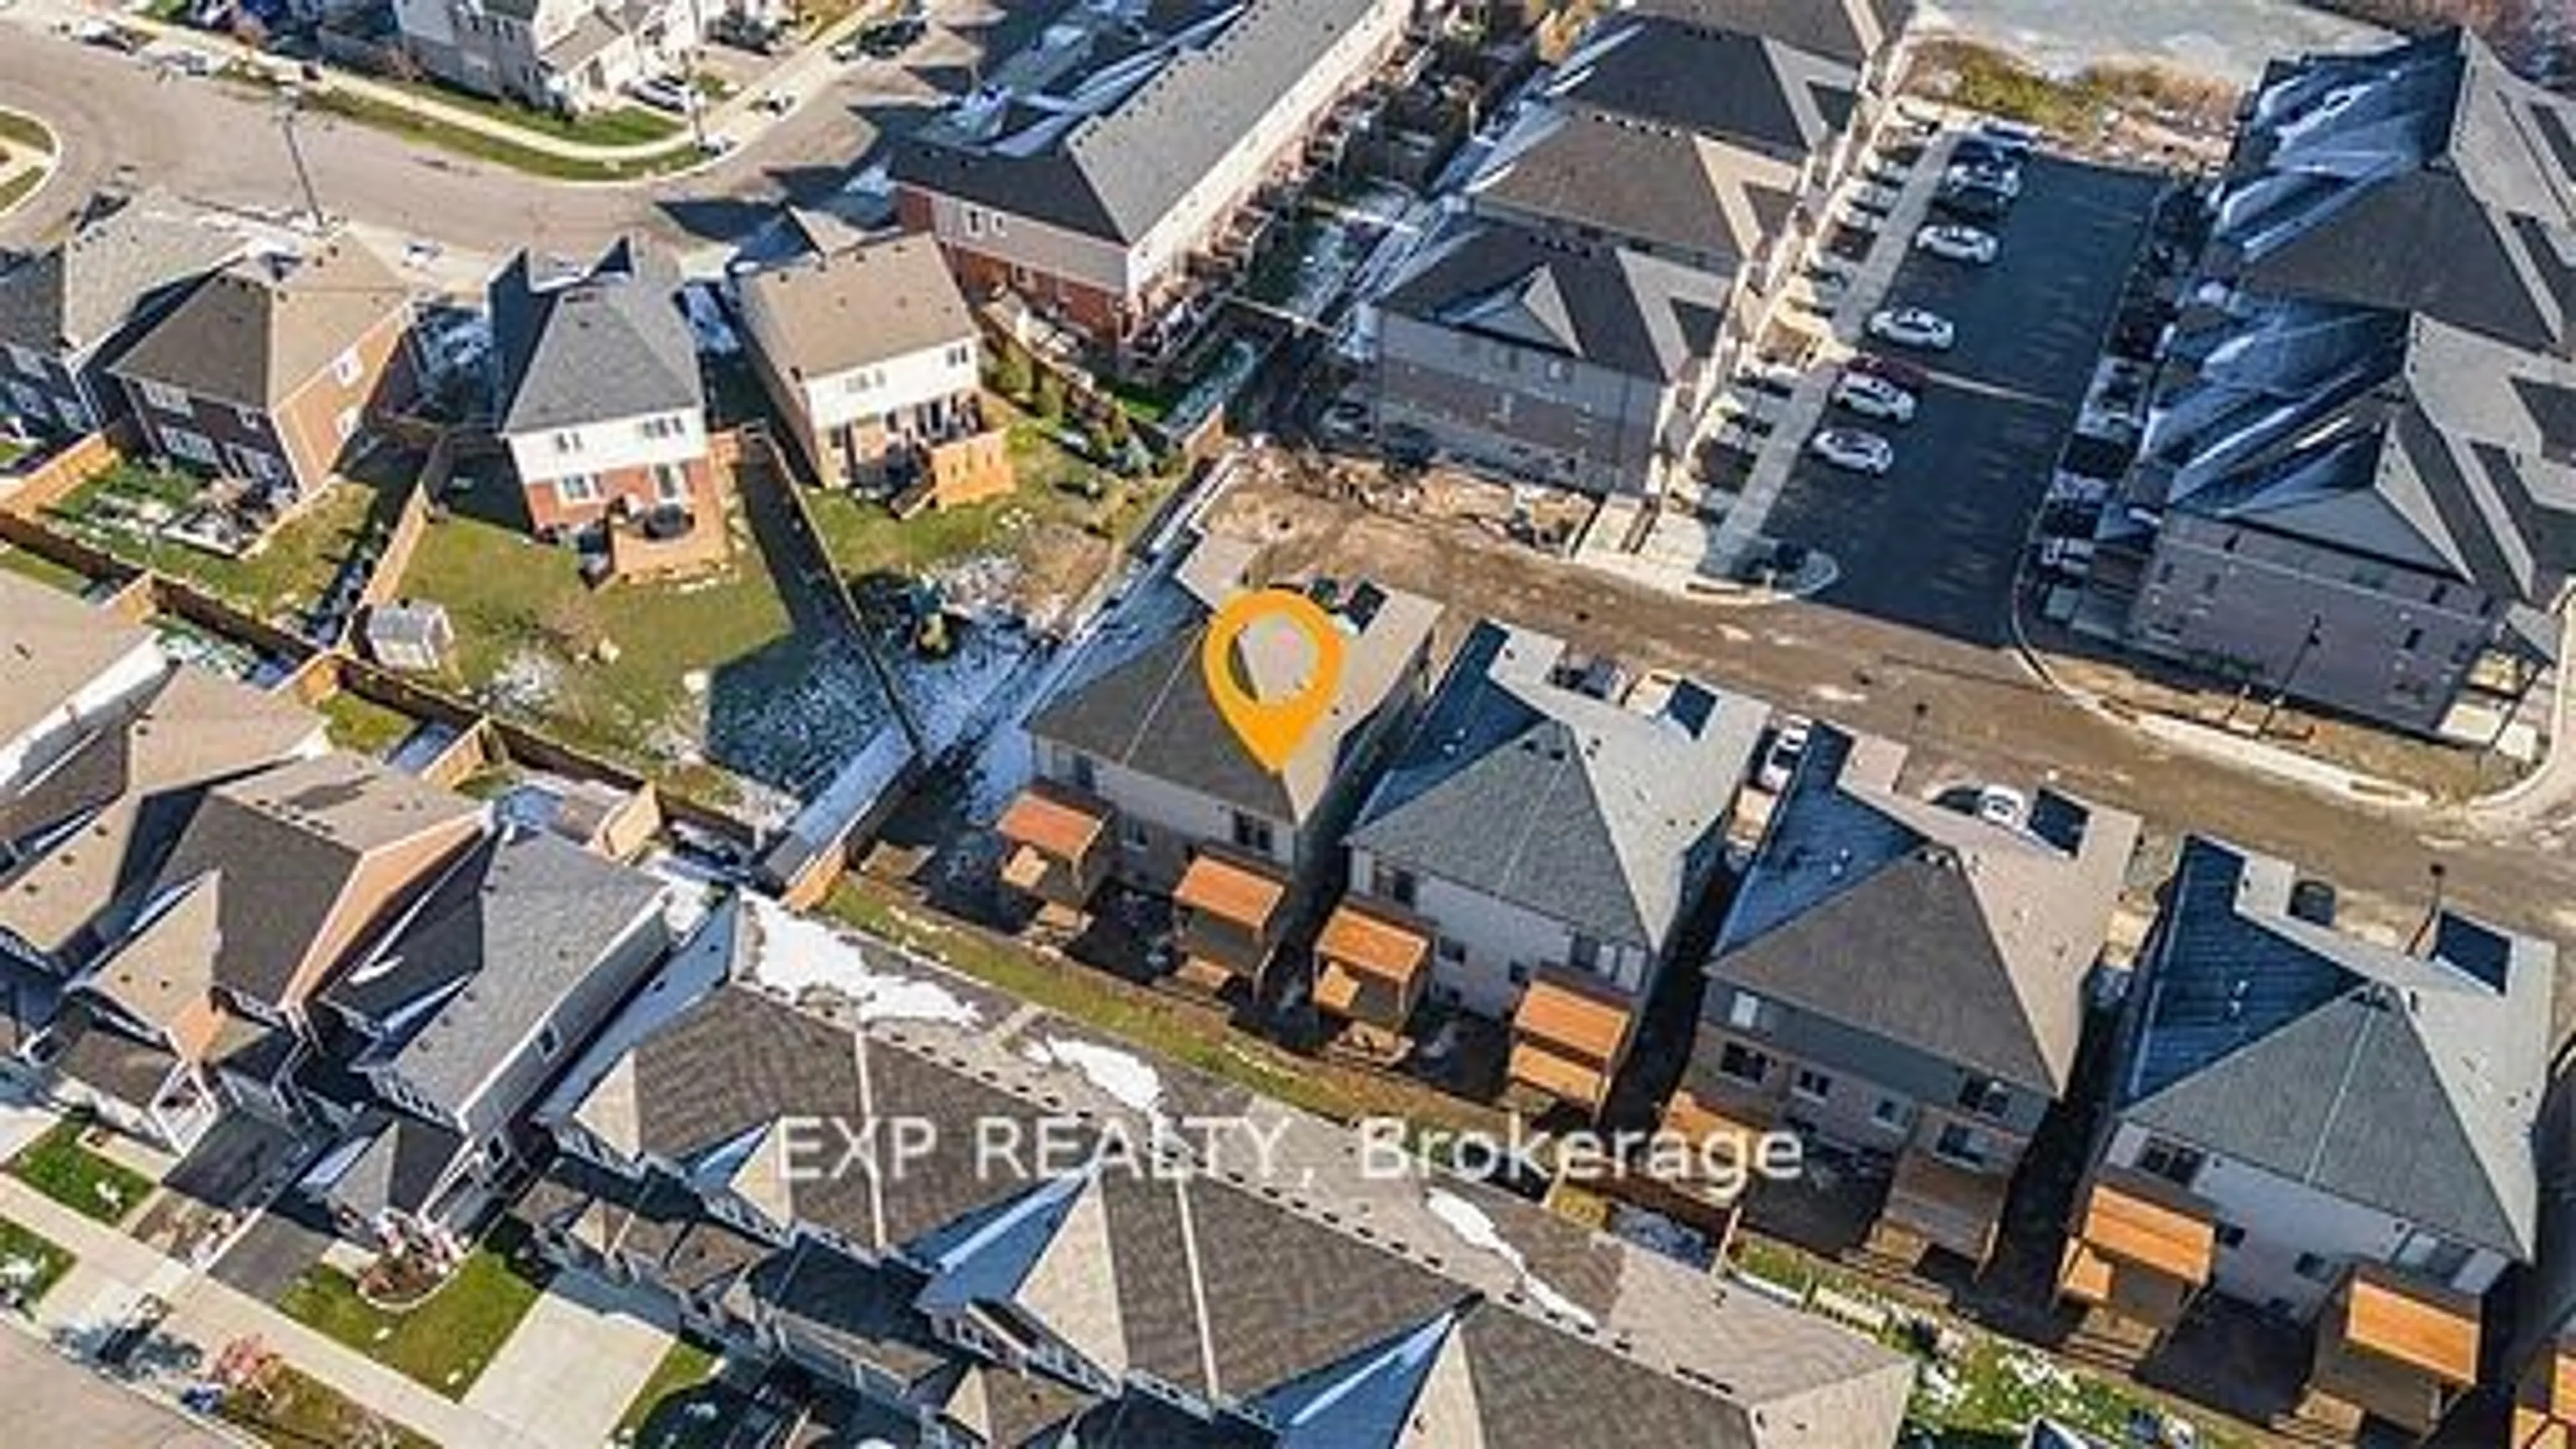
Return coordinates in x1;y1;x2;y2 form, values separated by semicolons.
826;879;1505;1140
284;84;700;183
615;1339;727;1448
278;1221;549;1399
220;1363;438;1449
46;460;407;627
0;1216;74;1308
7;1119;152;1226
0;166;42;218
0;539;99;596
382;78;682;147
0;109;53;154
317;690;420;758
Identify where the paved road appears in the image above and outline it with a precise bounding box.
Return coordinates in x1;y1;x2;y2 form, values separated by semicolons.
1768;157;2164;649
0;1326;237;1449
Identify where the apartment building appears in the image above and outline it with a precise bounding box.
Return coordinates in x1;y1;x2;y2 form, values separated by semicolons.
889;0;1409;358
393;0;702;115
109;241;417;504
2056;835;2550;1437
1682;724;2138;1269
998;536;1439;989
0;193;241;441
1330;621;1766;1111
735;235;1010;507
490;238;712;538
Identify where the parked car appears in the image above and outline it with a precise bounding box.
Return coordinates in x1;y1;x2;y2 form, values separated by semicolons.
74;17;142;50
1915;223;1998;264
1975;784;2029;830
1319;396;1373;445
1809;427;1894;476
1832;372;1917;423
751;89;795;117
1757;715;1813;793
2038;535;2096;578
1934;179;2012;221
856;15;928;56
1846;352;1931;393
1972;116;2042;156
1945;160;2023;198
628;74;694;113
1867;307;1955;352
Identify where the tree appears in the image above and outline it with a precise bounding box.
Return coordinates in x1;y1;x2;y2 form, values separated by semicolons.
988;341;1032;402
1033;368;1066;423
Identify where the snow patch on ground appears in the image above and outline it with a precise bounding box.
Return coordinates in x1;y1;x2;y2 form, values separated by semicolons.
1424;1189;1597;1328
1022;1036;1165;1121
745;896;982;1029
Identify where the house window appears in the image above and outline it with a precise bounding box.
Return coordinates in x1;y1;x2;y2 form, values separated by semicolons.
652;463;689;503
1371;862;1417;908
947;343;972;369
2292;1252;2335;1283
162;427;219;466
1791;1067;1832;1103
963;207;984;237
234;404;266;431
334;407;360;442
1507;961;1529;985
1955;1075;2011;1120
1436;936;1464;964
2392;1230;2472;1285
639;414;686;441
551;430;584;455
332;347;362;386
138;379;192;415
1067;753;1097;792
2400;626;2423;653
1871;1096;1909;1130
1717;1041;1770;1085
2214;1221;2245;1250
2135;1136;2205;1189
1229;810;1275;856
1932;1122;1990;1169
1118;817;1148;851
1727;991;1764;1032
558;473;600;504
1567;934;1601;973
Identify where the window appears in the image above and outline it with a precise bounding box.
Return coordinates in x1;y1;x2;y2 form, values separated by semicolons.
639;414;686;441
652;462;689;503
2349;564;2390;592
331;347;362;386
2393;1230;2472;1285
964;206;985;237
2400;626;2423;653
334;407;359;442
2214;1221;2245;1250
1067;753;1097;792
1507;961;1529;985
234;404;266;432
2135;1136;2205;1189
537;1024;561;1060
1567;934;1601;973
1229;810;1275;856
2292;1252;2335;1283
1871;1096;1908;1130
1727;991;1764;1032
138;379;192;415
1791;1067;1832;1103
1955;1075;2011;1120
557;473;600;504
1436;936;1464;964
1371;862;1417;908
162;427;219;466
1717;1041;1770;1085
947;343;972;369
551;430;585;455
1932;1122;1990;1169
1119;817;1148;851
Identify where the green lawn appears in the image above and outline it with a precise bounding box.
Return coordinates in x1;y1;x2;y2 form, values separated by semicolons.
0;539;98;597
278;1222;549;1399
0;166;42;219
317;690;421;758
615;1339;727;1448
220;1363;439;1449
46;460;408;627
0;108;53;154
7;1120;151;1226
0;1216;75;1308
291;85;702;182
382;78;682;147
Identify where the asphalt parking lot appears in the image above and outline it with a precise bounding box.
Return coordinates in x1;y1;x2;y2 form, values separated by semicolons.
1768;155;2169;647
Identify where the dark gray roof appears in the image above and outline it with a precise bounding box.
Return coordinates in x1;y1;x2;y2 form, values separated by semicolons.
738;234;975;380
2116;834;2552;1259
1350;621;1765;952
490;237;700;436
1706;726;2139;1096
111;241;409;409
1465;105;1796;271
330;828;665;1116
2135;297;2576;604
890;0;1389;245
1546;18;1858;159
1379;217;1731;382
2214;28;2576;355
0;195;240;360
1615;0;1912;67
44;998;183;1106
313;1108;468;1220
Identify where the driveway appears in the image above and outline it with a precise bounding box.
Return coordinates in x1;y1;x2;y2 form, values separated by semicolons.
206;1200;334;1302
1767;157;2165;647
462;1271;677;1446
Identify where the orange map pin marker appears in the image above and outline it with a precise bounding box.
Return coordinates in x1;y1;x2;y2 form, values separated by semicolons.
1201;588;1344;774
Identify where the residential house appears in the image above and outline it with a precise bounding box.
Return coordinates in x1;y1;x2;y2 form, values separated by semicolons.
520;898;1919;1449
735;235;1010;506
302;826;672;1258
2055;835;2551;1438
0;572;168;800
490;238;712;540
26;752;484;1154
392;0;702;116
109;241;417;504
1370;216;1731;495
1682;724;2139;1268
999;536;1440;988
0;193;241;440
1332;621;1766;1112
890;0;1409;362
1621;0;1915;75
1462;103;1803;279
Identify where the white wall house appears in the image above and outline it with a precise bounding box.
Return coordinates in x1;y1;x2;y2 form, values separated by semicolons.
1342;848;1652;1019
503;407;708;493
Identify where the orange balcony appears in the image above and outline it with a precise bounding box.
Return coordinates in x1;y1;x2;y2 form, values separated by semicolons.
1313;899;1431;1050
2055;1168;2218;1334
996;786;1114;911
1174;849;1291;983
1507;974;1633;1114
2514;1339;2576;1449
2308;1263;2481;1437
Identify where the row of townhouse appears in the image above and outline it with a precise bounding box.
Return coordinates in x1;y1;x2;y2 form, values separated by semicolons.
1363;0;1917;496
2080;28;2576;738
0;196;419;505
390;0;792;117
509;890;1919;1449
0;571;689;1263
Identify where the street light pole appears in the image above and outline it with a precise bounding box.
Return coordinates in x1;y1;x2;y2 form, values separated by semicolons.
276;88;327;230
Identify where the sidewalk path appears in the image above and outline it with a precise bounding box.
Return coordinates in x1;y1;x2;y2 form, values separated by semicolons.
0;1177;551;1448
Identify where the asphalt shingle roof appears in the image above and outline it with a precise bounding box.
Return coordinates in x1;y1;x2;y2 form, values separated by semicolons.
1548;17;1858;159
1466;105;1799;271
1379;216;1732;382
736;234;973;382
0;194;240;360
490;237;701;435
111;241;409;409
1615;0;1912;67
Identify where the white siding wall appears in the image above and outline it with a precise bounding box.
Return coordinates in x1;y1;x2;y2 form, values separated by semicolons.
2104;1119;2511;1322
0;640;166;794
504;406;708;487
795;342;978;435
1038;739;1293;873
1350;844;1649;1020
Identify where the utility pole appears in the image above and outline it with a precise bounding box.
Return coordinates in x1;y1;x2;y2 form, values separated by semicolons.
276;88;326;230
682;0;710;153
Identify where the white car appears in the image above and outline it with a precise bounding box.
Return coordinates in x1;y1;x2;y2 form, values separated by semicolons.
1867;307;1955;352
629;75;694;113
1809;427;1894;476
1756;715;1813;794
1915;223;1998;264
1973;117;2041;155
1975;784;2029;830
1945;160;2022;198
1831;372;1917;423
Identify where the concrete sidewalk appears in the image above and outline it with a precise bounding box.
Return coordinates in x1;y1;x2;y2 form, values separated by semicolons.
0;1176;552;1448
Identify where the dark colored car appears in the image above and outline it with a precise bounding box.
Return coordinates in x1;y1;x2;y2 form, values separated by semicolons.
1845;352;1931;393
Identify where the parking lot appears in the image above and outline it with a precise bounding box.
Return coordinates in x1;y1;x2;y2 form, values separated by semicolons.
1768;154;2168;647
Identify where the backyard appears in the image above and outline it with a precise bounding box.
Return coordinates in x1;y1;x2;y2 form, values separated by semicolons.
317;689;424;759
277;1222;549;1399
0;1216;74;1308
7;1118;152;1226
0;537;101;597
